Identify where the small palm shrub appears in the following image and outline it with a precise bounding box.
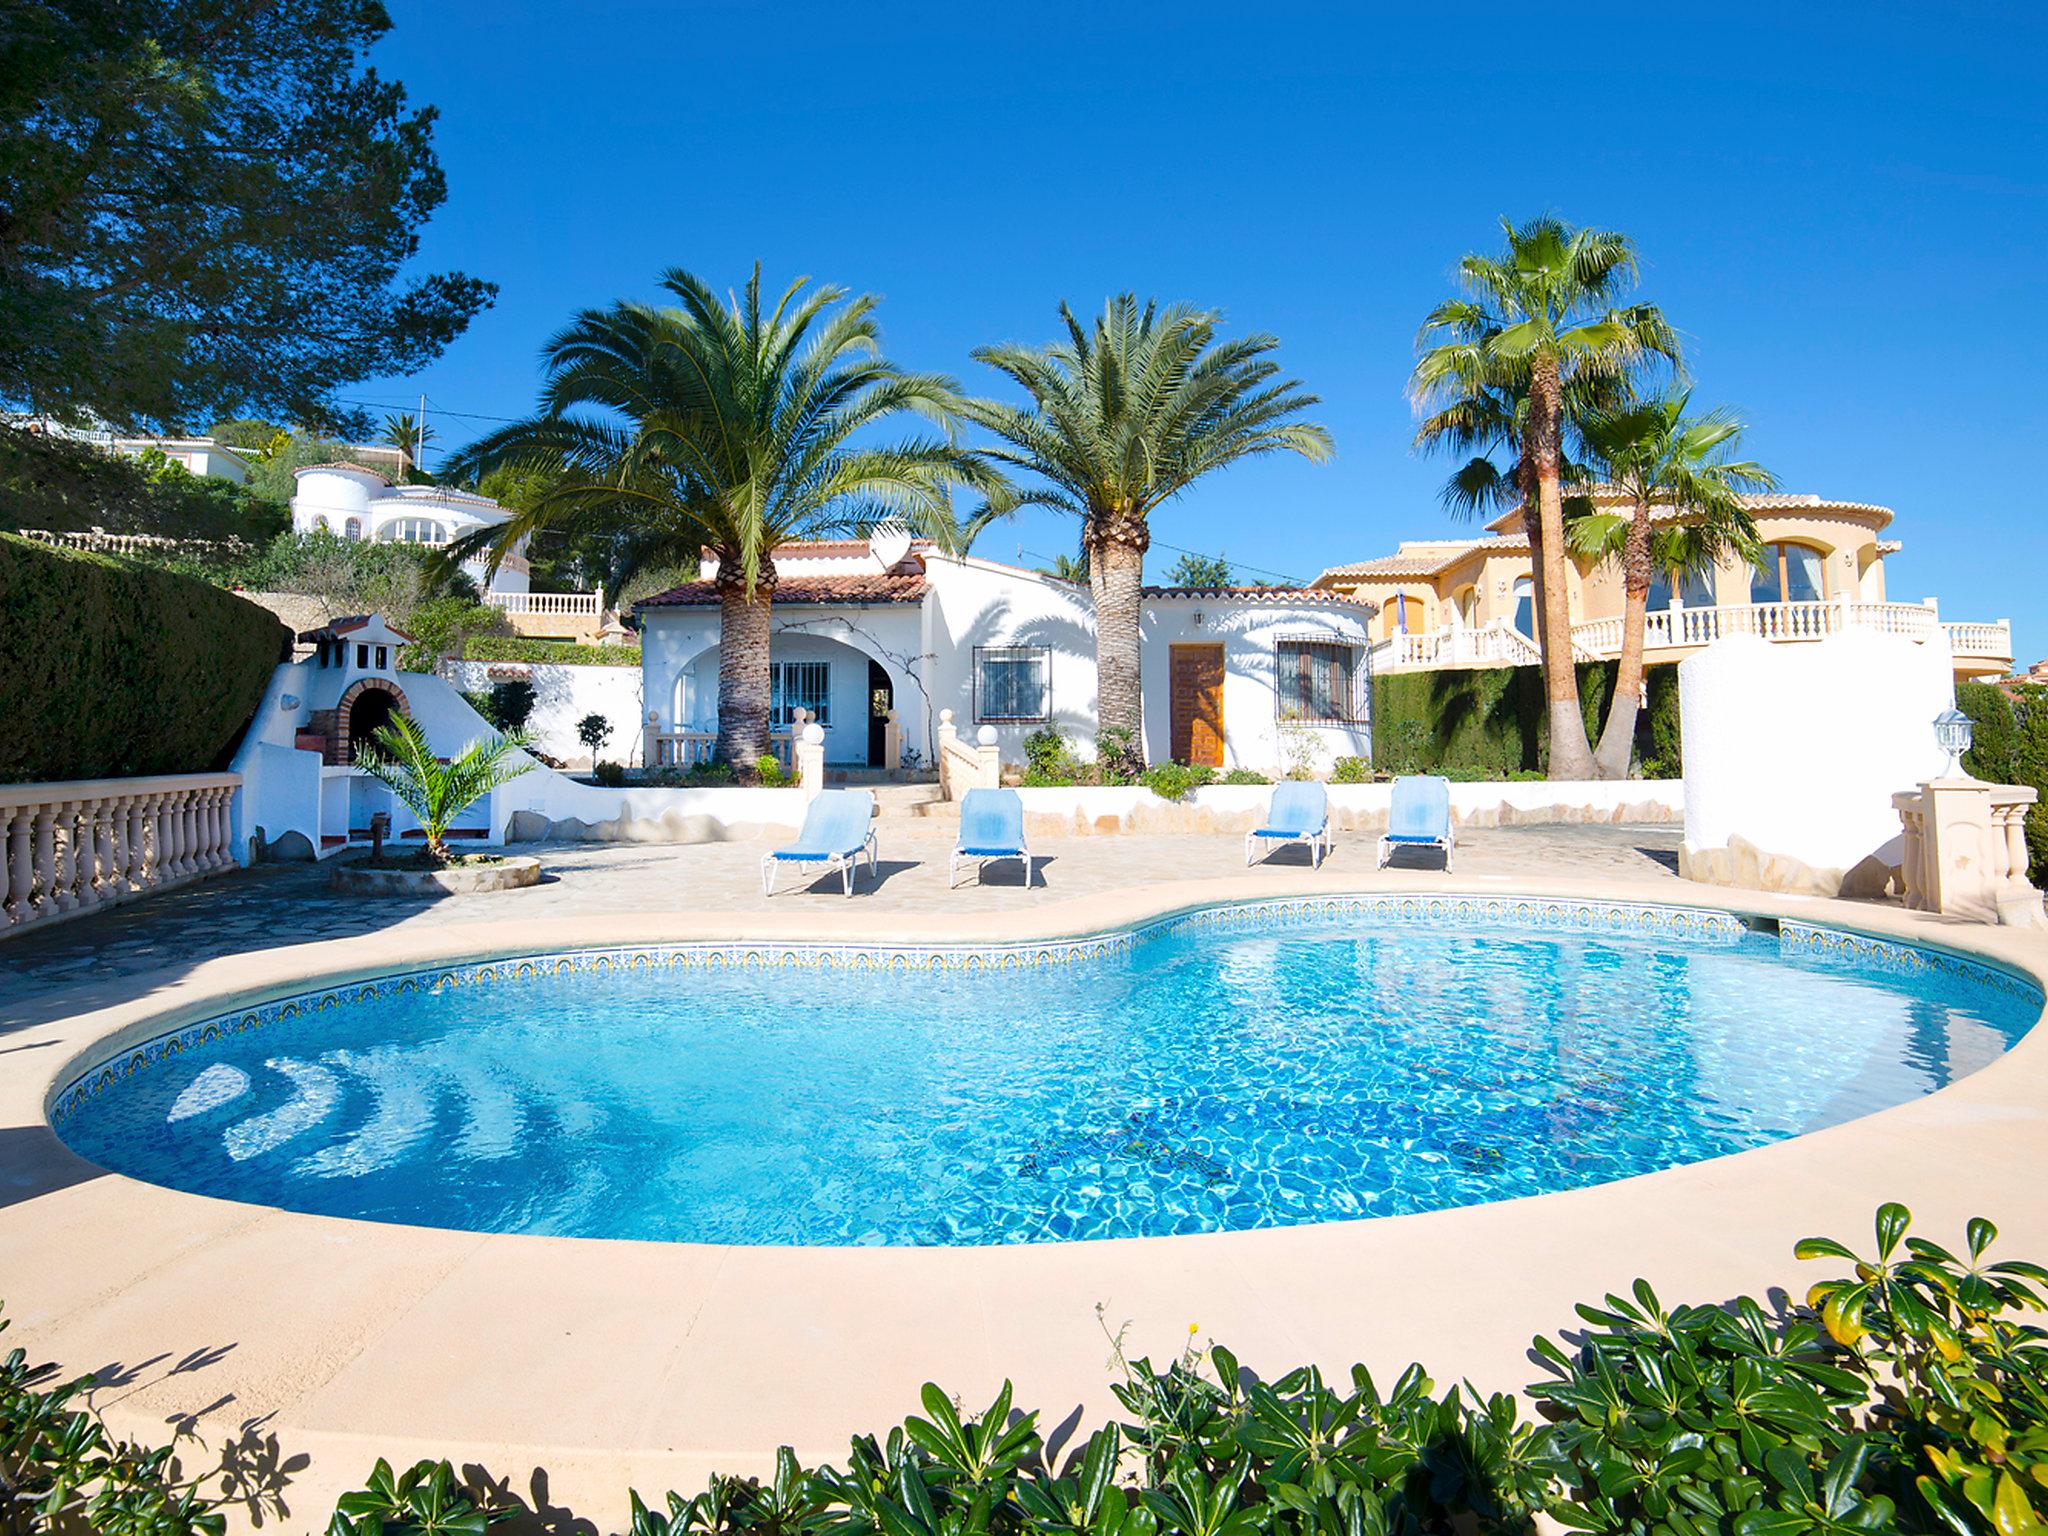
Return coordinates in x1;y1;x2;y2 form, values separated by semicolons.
352;714;534;862
1329;755;1371;783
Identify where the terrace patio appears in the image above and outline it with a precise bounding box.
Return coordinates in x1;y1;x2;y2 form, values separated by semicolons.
4;824;2046;1530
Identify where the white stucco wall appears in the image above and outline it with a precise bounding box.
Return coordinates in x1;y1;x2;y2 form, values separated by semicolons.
637;556;1375;777
1679;631;1954;881
443;659;645;767
641;605;927;766
1138;596;1375;774
232;640;808;860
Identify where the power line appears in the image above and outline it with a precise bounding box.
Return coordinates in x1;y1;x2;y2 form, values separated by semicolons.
1017;542;1308;589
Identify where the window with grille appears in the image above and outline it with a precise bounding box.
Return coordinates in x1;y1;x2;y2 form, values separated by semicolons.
974;646;1050;722
770;661;831;727
1275;639;1364;723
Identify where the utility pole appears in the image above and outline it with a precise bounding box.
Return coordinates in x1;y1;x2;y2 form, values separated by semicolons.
416;392;428;477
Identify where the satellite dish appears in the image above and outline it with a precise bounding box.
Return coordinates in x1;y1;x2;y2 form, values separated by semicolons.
869;521;913;570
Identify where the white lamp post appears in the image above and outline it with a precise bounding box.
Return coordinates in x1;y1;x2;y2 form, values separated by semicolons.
1934;707;1973;778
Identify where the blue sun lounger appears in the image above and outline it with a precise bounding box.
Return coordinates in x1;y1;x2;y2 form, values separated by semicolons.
951;788;1036;888
1378;774;1453;871
761;789;878;897
1244;780;1331;869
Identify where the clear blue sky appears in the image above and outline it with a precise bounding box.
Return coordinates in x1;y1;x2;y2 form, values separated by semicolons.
355;1;2047;663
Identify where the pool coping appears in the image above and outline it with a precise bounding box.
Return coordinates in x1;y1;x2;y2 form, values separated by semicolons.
7;865;2048;1530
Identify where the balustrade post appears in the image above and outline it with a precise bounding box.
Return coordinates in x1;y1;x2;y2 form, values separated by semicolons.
71;804;105;912
93;801;118;904
180;791;200;877
212;786;234;868
32;808;58;919
162;791;186;880
50;803;78;913
4;808;30;925
103;800;127;902
125;798;148;889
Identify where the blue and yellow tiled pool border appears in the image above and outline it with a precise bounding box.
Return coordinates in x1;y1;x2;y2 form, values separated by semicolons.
46;893;2042;1127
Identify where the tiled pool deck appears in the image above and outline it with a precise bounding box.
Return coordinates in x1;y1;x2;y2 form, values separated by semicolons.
3;823;2046;1531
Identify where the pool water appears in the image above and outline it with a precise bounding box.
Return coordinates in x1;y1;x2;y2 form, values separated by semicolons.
53;913;2039;1246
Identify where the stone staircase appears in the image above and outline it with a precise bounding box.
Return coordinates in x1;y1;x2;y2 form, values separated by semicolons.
864;781;949;827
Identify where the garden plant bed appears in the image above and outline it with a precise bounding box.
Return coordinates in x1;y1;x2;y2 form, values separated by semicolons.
326;851;540;896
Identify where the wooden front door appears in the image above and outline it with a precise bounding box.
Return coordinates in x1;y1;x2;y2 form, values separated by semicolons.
1169;644;1225;767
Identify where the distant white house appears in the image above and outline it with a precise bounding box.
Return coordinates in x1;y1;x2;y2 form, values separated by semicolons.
637;530;1377;777
108;436;257;484
2;417;258;485
290;463;531;596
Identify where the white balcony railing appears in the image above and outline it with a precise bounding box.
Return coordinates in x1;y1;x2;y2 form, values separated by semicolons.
2;773;239;938
650;717;800;771
482;589;603;617
1378;601;2012;675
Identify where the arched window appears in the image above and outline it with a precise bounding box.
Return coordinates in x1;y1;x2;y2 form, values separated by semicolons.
1451;585;1479;627
1751;542;1826;604
1510;577;1535;638
1381;594;1423;640
343;516;363;540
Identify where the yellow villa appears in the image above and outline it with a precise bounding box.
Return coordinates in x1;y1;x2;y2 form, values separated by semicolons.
1311;490;2013;682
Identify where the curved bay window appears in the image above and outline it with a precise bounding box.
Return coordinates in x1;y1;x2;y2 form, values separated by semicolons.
1751;542;1826;604
375;517;450;546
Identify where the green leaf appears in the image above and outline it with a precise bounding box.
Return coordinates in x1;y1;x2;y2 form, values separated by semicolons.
1876;1203;1912;1259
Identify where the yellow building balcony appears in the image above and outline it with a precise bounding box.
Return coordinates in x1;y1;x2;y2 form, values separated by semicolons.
1373;600;2013;680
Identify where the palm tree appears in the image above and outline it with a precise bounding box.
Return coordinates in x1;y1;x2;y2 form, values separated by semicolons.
443;265;994;766
1414;217;1679;779
965;295;1331;752
1412;352;1622;662
1036;551;1089;584
1569;392;1772;779
381;411;435;474
353;715;534;863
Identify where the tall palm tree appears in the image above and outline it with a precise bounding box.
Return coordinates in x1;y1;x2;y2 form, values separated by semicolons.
1413;217;1679;780
965;295;1331;753
381;411;435;475
444;265;993;766
1569;392;1772;779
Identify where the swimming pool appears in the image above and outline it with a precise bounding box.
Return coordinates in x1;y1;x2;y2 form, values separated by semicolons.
50;898;2042;1247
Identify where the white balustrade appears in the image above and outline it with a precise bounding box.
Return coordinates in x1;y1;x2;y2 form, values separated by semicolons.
934;709;998;799
481;589;604;617
1943;620;2013;658
648;722;796;771
0;773;240;939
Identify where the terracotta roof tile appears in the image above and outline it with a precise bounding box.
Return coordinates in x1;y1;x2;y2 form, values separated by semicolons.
1141;585;1369;606
637;574;927;608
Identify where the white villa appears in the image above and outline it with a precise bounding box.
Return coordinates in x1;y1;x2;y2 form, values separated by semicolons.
637;528;1377;777
1313;490;2014;682
290;463;532;595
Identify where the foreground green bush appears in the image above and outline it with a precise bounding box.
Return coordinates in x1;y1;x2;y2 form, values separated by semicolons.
4;1203;2044;1536
0;533;288;782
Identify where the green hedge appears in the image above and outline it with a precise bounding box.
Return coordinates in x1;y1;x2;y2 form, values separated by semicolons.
1370;660;1681;779
457;634;640;667
0;533;289;782
1957;681;2021;783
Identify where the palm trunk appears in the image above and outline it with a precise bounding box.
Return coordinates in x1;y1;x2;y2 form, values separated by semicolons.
1518;459;1549;660
1529;356;1595;780
1087;510;1148;761
1592;495;1654;780
715;553;775;768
